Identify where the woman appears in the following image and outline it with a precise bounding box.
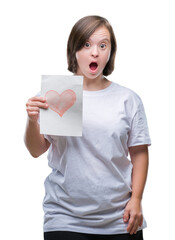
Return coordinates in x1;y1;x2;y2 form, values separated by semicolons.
25;16;151;240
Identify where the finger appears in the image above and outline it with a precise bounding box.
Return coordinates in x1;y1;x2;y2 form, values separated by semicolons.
28;111;39;116
28;111;39;119
28;96;46;102
127;214;137;234
130;215;143;235
139;216;143;227
28;111;39;122
131;219;140;235
123;209;130;223
27;101;48;109
26;106;40;112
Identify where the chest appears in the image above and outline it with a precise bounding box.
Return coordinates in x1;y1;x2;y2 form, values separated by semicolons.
82;96;131;141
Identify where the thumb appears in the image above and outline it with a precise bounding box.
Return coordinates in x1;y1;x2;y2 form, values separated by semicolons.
123;208;130;223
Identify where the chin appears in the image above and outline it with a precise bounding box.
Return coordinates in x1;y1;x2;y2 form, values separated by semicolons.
85;71;103;80
86;75;100;80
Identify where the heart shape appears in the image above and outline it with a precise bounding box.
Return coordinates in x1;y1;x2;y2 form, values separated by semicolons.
45;89;76;117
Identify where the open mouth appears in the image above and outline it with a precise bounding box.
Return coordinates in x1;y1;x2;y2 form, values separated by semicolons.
89;62;98;71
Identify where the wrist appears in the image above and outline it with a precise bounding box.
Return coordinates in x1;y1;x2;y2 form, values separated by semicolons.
27;117;40;132
28;117;39;125
130;194;142;202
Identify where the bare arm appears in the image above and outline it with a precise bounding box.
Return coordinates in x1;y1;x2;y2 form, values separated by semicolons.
123;144;149;235
130;144;149;200
24;96;50;158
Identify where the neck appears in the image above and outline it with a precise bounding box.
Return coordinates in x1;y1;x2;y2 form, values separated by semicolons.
82;75;110;91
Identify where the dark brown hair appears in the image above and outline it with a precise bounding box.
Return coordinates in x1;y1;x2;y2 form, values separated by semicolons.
67;15;117;76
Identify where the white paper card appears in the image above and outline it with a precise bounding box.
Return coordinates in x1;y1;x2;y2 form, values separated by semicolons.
40;75;83;136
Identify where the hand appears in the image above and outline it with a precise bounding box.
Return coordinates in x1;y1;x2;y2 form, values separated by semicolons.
123;198;143;235
26;96;48;122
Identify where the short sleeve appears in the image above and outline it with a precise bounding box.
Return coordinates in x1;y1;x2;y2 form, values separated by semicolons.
127;101;151;147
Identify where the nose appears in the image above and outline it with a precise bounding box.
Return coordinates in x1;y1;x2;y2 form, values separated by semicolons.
91;45;99;58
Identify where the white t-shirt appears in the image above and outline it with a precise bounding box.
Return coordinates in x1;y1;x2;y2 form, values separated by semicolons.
42;81;151;234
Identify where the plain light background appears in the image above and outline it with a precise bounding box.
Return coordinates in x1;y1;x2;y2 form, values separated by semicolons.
0;0;174;239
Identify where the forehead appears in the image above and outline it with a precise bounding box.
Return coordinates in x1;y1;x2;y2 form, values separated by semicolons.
88;26;110;41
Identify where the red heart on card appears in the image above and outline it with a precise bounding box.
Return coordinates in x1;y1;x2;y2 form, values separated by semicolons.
45;89;76;117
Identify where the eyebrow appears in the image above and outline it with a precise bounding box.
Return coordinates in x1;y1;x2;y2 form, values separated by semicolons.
100;38;110;42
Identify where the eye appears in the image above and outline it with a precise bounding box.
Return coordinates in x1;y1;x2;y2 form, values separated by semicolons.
84;42;91;48
100;43;107;49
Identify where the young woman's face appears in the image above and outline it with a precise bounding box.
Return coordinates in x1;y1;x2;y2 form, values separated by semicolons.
75;26;111;80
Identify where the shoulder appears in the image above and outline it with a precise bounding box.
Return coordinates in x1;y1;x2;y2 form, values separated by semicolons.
111;82;142;107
